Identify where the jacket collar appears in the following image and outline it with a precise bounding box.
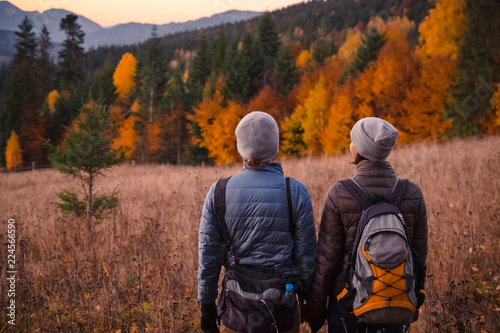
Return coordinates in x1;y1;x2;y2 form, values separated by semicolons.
355;160;396;178
242;162;284;175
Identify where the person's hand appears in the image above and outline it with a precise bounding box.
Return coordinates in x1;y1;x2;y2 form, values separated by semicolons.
301;302;326;333
416;288;426;308
200;302;219;333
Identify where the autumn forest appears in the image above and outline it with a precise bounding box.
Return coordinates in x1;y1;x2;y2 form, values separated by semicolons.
1;0;499;169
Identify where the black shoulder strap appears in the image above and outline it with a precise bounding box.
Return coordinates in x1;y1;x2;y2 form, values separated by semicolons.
339;178;372;211
215;176;295;266
286;177;295;236
214;177;233;265
340;178;409;210
389;178;409;208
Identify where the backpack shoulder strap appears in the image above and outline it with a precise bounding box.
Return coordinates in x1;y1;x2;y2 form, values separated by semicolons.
214;177;235;265
389;178;409;208
339;178;372;211
286;177;295;236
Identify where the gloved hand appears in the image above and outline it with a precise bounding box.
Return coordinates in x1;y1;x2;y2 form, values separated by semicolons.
200;302;219;333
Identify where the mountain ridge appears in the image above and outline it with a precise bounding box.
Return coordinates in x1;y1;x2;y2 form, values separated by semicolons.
0;0;262;62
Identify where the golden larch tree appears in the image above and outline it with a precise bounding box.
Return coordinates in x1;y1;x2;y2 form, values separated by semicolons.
337;29;363;63
296;50;314;70
112;109;139;160
322;87;356;155
299;79;332;154
5;131;23;170
113;53;137;100
418;0;467;61
47;89;60;114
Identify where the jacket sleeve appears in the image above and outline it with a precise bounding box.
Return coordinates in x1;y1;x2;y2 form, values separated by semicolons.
197;183;223;304
291;179;317;293
412;185;428;287
305;185;345;317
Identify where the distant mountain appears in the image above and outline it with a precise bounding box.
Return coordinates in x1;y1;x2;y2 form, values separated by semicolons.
0;0;262;61
87;10;262;48
0;1;102;42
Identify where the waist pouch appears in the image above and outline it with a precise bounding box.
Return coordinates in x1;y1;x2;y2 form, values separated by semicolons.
217;264;297;333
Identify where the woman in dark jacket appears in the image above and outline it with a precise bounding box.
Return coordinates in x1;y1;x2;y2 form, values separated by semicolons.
303;117;428;333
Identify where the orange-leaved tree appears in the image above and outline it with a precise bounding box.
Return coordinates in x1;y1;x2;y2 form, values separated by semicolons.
399;55;455;142
147;121;161;159
190;77;242;164
111;100;141;160
5;131;23;170
113;52;137;100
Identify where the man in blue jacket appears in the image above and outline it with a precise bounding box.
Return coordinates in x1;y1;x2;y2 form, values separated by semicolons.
197;111;317;332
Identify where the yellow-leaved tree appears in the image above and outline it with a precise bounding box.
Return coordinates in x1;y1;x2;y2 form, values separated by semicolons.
337;29;363;63
490;82;500;129
113;53;137;100
418;0;467;61
296;50;314;70
322;86;356;155
5;131;23;170
47;89;60;114
111;100;141;159
299;79;332;153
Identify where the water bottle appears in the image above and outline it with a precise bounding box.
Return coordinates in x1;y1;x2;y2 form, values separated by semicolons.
282;283;296;307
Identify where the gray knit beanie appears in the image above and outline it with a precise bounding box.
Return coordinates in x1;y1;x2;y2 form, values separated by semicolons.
235;111;279;162
350;117;399;161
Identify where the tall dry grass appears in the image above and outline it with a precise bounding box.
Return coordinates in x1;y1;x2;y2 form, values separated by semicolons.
1;136;499;332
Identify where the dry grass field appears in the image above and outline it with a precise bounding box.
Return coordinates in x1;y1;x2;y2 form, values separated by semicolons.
1;136;500;332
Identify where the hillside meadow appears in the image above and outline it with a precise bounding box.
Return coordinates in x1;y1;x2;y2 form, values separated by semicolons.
1;136;500;332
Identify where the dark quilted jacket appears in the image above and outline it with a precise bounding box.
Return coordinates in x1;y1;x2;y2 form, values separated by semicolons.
305;160;428;319
197;162;317;304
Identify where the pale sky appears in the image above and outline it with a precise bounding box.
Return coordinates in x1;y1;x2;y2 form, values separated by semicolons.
9;0;305;27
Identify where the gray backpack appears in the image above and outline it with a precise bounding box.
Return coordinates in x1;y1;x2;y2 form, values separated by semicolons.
336;178;418;324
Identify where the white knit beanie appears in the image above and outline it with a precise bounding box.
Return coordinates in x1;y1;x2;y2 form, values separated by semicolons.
235;111;279;162
350;117;399;161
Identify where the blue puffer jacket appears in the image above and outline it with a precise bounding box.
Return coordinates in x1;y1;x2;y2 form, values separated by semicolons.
197;162;317;304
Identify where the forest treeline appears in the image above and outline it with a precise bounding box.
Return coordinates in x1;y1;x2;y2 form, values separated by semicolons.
0;0;499;168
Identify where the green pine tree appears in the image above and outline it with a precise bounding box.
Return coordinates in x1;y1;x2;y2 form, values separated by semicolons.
274;44;297;95
312;38;335;66
143;25;167;122
446;0;500;136
13;16;37;65
36;25;54;100
258;12;279;87
258;12;279;58
187;32;211;104
211;26;227;78
46;100;125;235
338;28;386;85
0;16;38;166
58;14;85;88
97;56;117;106
227;33;264;102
